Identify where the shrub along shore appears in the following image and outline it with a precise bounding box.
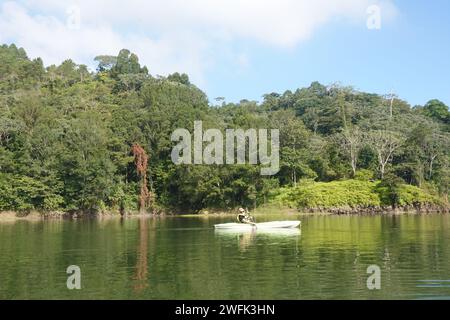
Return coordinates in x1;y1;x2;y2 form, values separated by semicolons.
269;179;449;215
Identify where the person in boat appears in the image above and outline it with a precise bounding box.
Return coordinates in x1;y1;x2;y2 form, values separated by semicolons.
237;207;255;224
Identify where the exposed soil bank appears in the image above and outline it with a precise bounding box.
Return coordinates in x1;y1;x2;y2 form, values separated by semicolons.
0;210;135;221
0;211;45;222
303;203;449;215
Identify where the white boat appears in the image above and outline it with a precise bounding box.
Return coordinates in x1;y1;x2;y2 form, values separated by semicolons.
214;220;301;230
215;227;301;237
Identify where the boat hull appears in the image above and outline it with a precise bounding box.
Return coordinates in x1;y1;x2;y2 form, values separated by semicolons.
214;221;301;230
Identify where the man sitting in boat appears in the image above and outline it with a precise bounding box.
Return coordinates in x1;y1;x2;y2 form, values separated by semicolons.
237;208;255;224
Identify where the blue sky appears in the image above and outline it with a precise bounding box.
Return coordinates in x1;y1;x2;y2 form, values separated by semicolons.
0;0;449;107
205;0;450;106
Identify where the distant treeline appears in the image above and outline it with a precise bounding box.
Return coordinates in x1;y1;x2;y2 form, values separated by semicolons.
0;44;449;214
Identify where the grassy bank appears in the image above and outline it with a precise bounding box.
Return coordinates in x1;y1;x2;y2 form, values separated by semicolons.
269;179;448;213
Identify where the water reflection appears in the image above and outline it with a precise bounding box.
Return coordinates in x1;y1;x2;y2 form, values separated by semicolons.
214;228;301;237
214;228;301;251
1;214;449;299
134;217;149;293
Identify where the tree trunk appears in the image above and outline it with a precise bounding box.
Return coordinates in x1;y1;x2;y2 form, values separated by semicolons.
380;163;385;179
429;155;437;180
351;153;357;177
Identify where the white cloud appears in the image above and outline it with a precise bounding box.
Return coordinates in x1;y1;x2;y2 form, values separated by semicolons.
0;0;397;85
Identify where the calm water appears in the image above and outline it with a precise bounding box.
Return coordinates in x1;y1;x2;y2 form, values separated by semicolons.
0;213;450;300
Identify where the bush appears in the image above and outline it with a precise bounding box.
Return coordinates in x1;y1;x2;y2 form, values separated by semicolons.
377;181;442;207
0;173;64;212
273;180;381;209
375;174;404;206
354;169;375;181
271;179;444;209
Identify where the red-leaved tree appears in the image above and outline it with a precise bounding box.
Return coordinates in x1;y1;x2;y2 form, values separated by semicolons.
131;143;152;212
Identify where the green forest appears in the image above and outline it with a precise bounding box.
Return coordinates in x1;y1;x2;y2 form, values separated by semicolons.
0;44;449;215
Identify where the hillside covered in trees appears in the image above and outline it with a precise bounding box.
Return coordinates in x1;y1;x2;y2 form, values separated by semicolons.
0;44;449;215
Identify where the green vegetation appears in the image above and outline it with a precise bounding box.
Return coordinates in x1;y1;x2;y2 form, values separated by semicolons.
0;43;449;214
270;179;443;210
0;173;64;212
272;180;381;208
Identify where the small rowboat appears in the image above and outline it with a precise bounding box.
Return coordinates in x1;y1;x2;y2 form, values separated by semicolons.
214;220;301;230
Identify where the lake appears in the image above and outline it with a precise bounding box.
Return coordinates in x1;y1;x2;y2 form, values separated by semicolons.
0;213;449;300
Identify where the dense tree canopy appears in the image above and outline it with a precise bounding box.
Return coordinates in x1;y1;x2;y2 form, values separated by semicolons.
0;44;449;214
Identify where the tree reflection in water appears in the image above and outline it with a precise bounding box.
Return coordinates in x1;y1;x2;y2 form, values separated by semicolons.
134;217;149;293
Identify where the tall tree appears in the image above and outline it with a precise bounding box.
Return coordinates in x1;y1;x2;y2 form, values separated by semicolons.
336;126;365;177
368;130;403;179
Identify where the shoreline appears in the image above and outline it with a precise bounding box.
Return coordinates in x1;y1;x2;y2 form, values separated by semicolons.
1;204;448;222
302;203;449;215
